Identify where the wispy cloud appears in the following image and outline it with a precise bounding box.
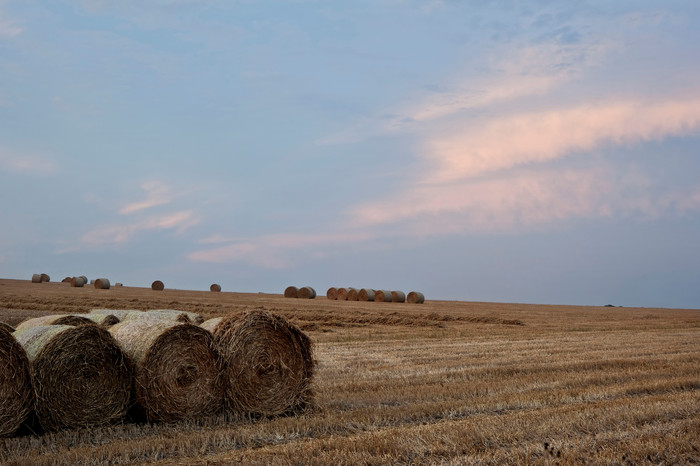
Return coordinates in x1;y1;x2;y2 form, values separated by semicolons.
0;147;58;175
118;180;180;214
78;210;200;247
425;96;700;183
189;232;372;268
0;3;22;37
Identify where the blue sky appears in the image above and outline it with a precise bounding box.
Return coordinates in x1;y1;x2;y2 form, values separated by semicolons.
1;1;699;308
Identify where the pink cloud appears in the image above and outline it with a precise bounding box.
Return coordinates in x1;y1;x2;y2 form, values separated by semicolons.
0;148;58;175
426;96;700;182
78;210;199;246
118;180;177;214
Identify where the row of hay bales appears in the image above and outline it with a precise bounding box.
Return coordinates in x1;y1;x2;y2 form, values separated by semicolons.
33;275;220;292
284;286;317;299
0;308;313;437
327;287;425;304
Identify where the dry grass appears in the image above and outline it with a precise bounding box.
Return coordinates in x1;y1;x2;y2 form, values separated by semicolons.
0;278;698;464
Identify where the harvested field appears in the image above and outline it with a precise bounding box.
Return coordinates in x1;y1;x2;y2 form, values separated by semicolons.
0;278;698;464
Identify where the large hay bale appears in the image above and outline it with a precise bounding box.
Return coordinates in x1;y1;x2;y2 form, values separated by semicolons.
391;291;406;303
284;286;298;298
73;313;120;327
201;310;314;417
358;288;375;302
15;314;99;331
210;283;221;292
297;286;316;299
335;287;349;301
0;322;15;333
91;309;140;321
374;290;392;302
95;278;111;290
109;320;223;423
326;287;337;300
31;274;42;283
151;280;165;291
148;309;204;324
13;325;132;431
0;327;33;437
70;276;86;287
346;288;359;301
407;291;425;304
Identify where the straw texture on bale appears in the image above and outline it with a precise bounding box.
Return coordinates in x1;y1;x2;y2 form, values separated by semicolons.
109;320;223;423
13;325;132;431
91;309;140;321
297;286;316;299
0;322;15;333
284;286;298;298
335;287;349;301
149;309;204;324
95;278;111;290
374;290;393;302
201;310;314;417
70;276;86;287
31;274;42;283
346;288;359;301
0;327;33;437
407;291;425;304
73;313;120;327
210;283;221;292
326;287;337;300
15;314;99;331
391;291;406;303
358;288;375;302
151;280;165;291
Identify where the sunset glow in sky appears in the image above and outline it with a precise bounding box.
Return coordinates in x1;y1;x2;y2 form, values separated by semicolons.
1;1;699;308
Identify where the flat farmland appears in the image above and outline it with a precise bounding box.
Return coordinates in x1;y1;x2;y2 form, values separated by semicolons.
1;278;698;465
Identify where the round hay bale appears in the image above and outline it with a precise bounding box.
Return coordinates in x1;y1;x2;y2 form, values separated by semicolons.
70;276;86;287
40;273;50;283
79;276;88;284
31;274;42;283
284;286;298;298
151;280;165;291
15;314;99;331
61;277;72;283
391;291;406;303
201;310;314;416
407;291;425;304
148;309;204;324
374;290;392;302
358;288;375;302
326;287;337;300
0;322;15;333
210;283;221;292
95;278;111;290
346;288;360;301
0;327;33;438
109;320;223;422
297;286;316;299
335;287;349;301
91;309;139;321
72;313;120;327
13;325;132;431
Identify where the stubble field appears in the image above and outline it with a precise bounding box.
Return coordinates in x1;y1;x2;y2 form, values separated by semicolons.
0;278;698;465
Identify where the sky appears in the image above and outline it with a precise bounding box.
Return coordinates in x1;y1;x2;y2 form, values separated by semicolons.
1;1;699;308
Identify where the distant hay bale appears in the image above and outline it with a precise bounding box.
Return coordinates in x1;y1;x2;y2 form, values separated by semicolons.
151;280;165;291
326;287;337;300
61;277;71;283
13;325;132;431
95;278;111;290
79;276;88;284
335;287;349;301
297;286;316;299
374;290;392;302
407;291;425;304
0;322;15;333
0;327;33;437
40;273;50;283
31;274;42;283
284;286;298;298
358;288;375;302
346;288;359;301
210;283;221;292
109;320;223;423
70;276;86;287
115;283;123;287
391;291;406;303
201;310;314;416
15;314;99;331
